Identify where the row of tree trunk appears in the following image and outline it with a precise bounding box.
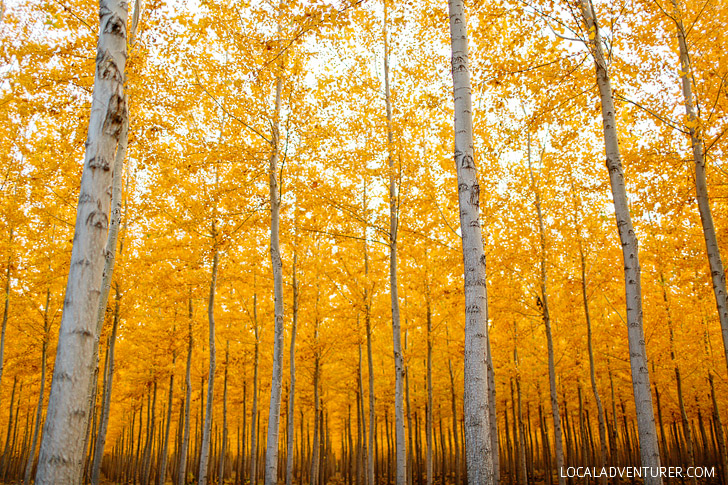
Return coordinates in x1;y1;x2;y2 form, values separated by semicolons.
1;358;725;485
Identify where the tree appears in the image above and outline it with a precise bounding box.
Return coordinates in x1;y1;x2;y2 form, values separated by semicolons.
446;0;495;483
35;0;129;481
577;0;662;481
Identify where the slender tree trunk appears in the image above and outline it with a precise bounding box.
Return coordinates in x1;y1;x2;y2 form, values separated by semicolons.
219;340;229;485
513;322;528;485
655;380;669;472
448;359;461;485
264;26;286;484
5;381;22;482
84;87;129;484
382;3;406;484
578;221;608;482
148;382;159;484
487;331;499;485
447;0;494;482
527;140;565;485
568;174;608;482
362;185;375;485
251;292;260;485
198;247;219;485
426;299;433;485
366;286;375;485
286;252;299;485
310;313;321;485
0;229;13;416
578;1;661;481
159;344;176;485
35;0;128;479
177;298;193;485
91;282;122;485
23;289;51;485
142;382;157;485
660;274;696;485
667;0;728;378
358;344;367;485
709;374;728;483
404;333;414;485
2;376;17;475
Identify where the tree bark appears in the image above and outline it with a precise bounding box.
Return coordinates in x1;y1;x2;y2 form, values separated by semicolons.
23;288;51;485
250;290;260;485
158;338;176;485
527;141;565;485
84;87;129;483
286;251;299;485
218;340;229;484
357;345;366;485
666;0;728;378
382;3;406;484
310;312;321;485
404;333;414;485
487;331;499;485
709;374;728;483
362;185;375;485
448;359;461;485
426;298;433;485
177;297;194;485
513;321;528;485
198;247;219;485
447;0;495;482
578;1;662;481
569;176;608;485
0;229;13;416
264;27;286;485
35;0;128;480
91;281;122;485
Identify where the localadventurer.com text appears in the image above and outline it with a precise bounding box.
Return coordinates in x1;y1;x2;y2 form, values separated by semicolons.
559;466;716;479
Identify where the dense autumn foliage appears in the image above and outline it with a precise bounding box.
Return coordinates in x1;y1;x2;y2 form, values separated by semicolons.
1;0;728;483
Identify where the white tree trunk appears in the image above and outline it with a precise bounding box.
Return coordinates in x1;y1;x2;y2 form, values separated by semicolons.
578;1;661;481
160;355;175;485
218;340;229;484
23;288;51;485
285;251;298;485
669;0;728;377
264;46;286;485
528;142;565;485
177;299;193;485
198;247;219;485
35;0;128;480
90;117;128;485
0;229;13;412
447;0;495;483
569;175;608;485
383;4;406;484
91;283;122;485
426;297;433;485
250;294;260;485
310;320;321;485
363;186;375;485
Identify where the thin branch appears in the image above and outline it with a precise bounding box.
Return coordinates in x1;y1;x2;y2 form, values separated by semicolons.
705;126;727;156
614;93;688;134
50;0;93;31
599;286;626;326
299;226;387;246
546;20;584;43
430;195;460;240
193;74;272;145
